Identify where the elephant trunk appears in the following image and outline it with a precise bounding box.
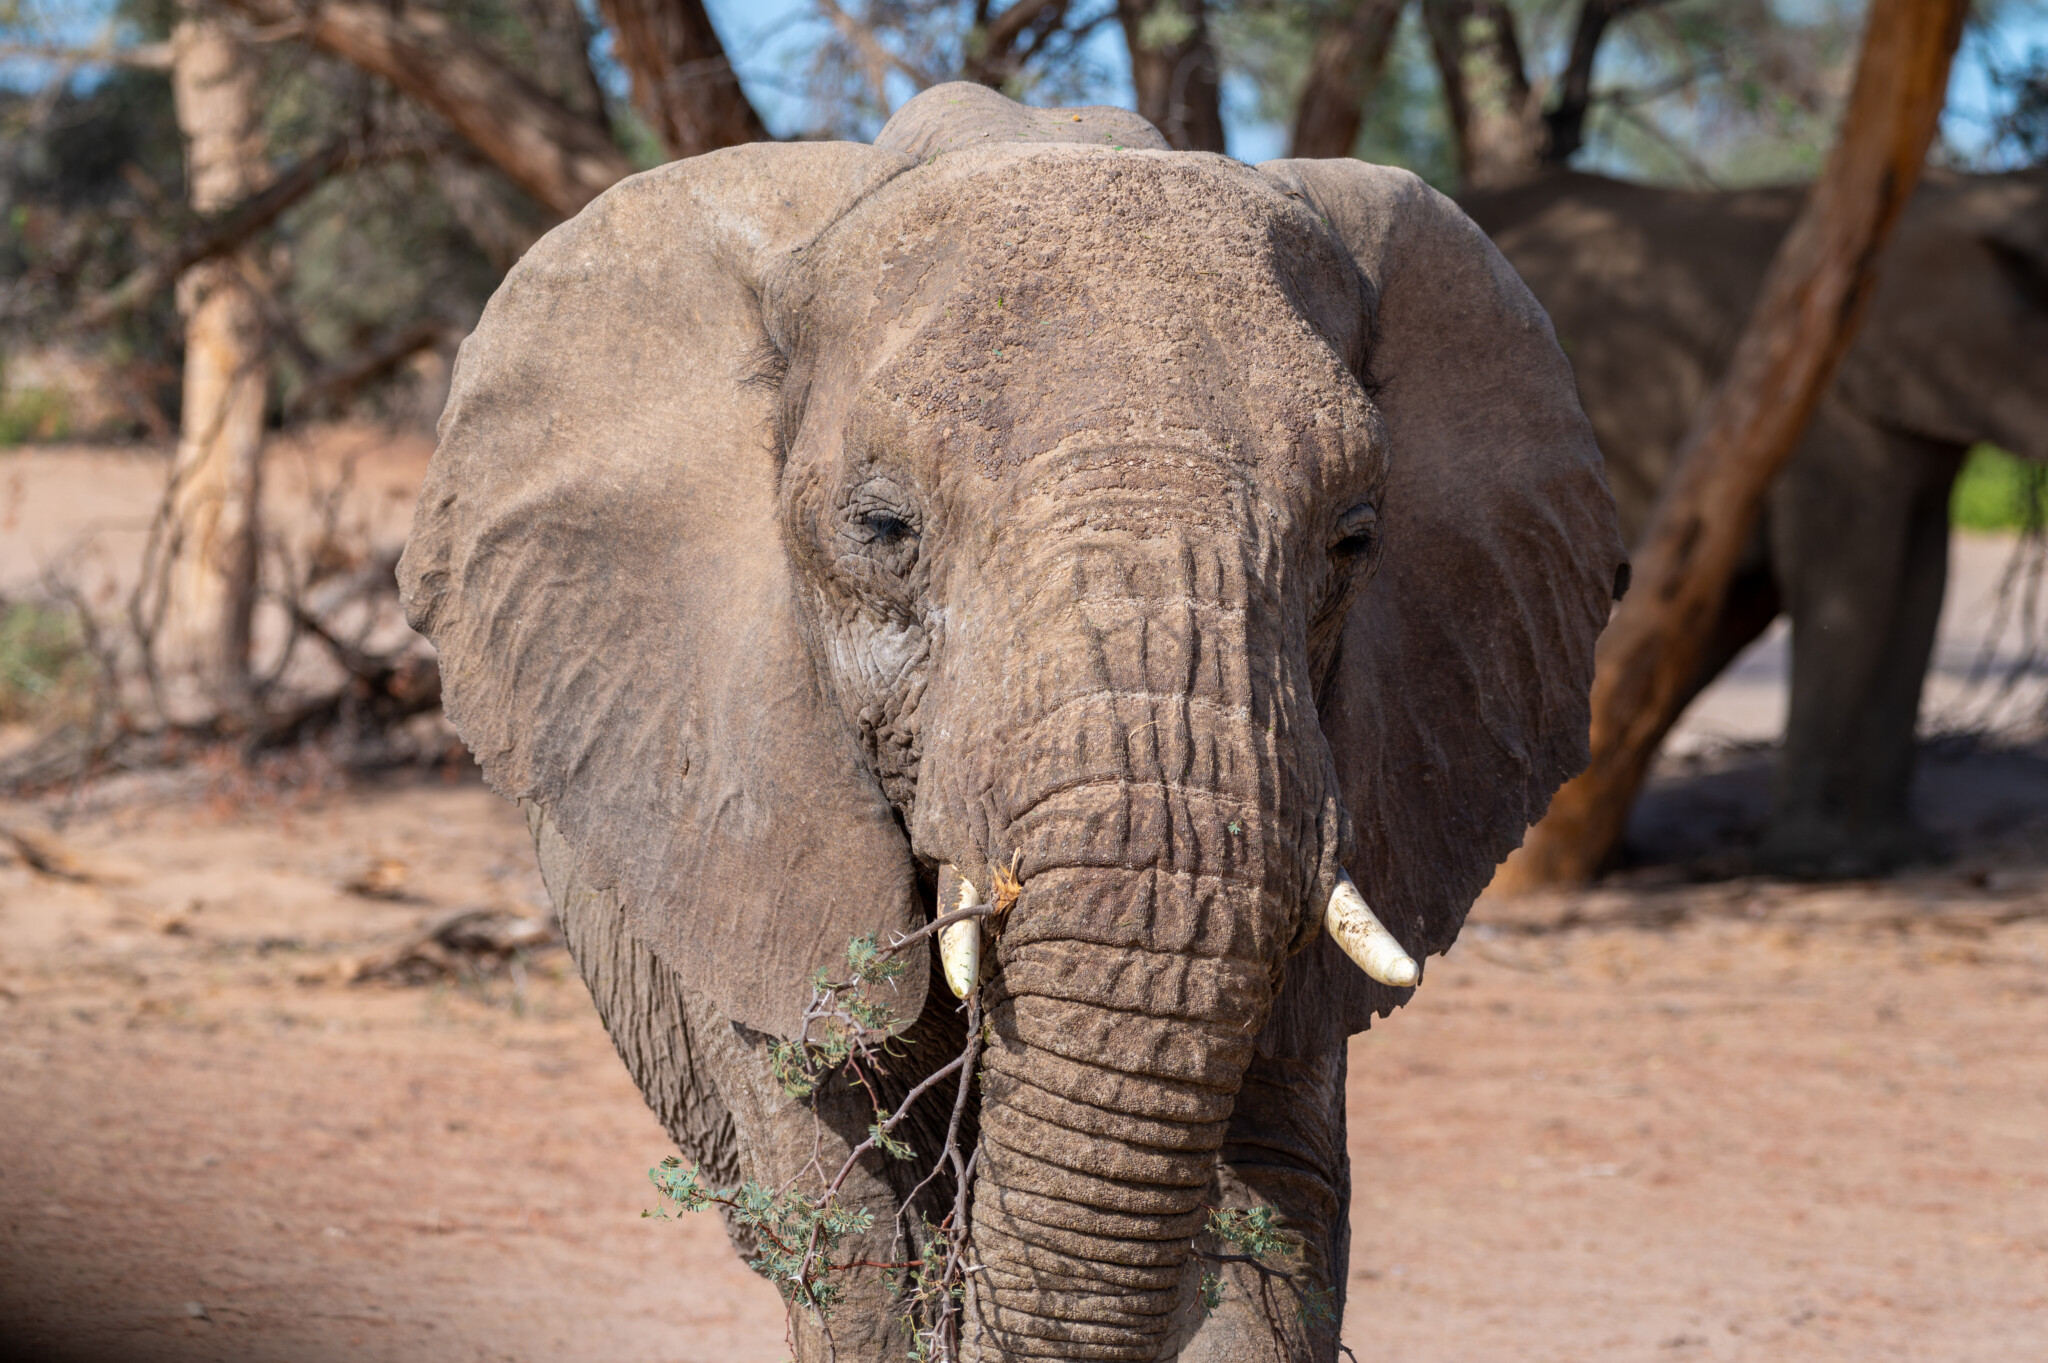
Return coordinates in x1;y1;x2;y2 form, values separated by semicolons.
918;503;1339;1358
967;878;1265;1358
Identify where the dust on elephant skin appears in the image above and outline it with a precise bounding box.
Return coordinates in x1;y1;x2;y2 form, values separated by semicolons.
399;82;1623;1361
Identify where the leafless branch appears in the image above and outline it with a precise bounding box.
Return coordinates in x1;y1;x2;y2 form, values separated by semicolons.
0;40;174;69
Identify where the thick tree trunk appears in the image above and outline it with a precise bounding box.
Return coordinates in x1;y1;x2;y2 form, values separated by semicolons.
1492;0;1969;892
220;0;632;216
158;10;270;721
1422;0;1544;191
1288;0;1404;159
1117;0;1226;152
595;0;767;161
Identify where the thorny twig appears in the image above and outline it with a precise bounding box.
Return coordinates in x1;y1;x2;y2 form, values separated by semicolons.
649;890;1349;1360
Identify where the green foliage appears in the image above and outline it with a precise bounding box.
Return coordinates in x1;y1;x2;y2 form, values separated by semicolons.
1206;1204;1297;1262
655;928;1317;1356
0;385;69;443
648;1157;876;1317
0;600;94;727
1952;444;2047;531
769;932;908;1098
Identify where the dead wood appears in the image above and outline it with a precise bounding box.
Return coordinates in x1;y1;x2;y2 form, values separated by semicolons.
349;907;560;983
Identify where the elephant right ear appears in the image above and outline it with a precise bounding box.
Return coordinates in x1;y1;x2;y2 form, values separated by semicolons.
398;143;923;1041
1258;160;1625;1045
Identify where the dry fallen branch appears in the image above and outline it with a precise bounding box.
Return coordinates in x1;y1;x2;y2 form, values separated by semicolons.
349;907;559;983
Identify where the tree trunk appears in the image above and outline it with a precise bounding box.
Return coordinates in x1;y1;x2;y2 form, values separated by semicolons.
220;0;632;217
1491;0;1969;893
158;10;270;721
1289;0;1404;159
514;0;612;132
1422;0;1544;191
1117;0;1226;152
963;0;1068;89
1541;0;1659;167
595;0;767;161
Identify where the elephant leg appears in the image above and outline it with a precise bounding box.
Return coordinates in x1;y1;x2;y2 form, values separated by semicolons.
1760;409;1965;874
528;804;949;1361
1176;1045;1350;1363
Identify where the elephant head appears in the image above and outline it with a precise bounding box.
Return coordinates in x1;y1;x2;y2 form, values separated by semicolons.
399;83;1621;1360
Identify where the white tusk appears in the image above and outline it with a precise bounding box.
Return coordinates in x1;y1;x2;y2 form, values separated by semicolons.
1325;870;1420;989
937;863;983;999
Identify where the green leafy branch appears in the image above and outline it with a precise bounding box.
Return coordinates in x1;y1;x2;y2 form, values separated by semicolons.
649;905;1344;1361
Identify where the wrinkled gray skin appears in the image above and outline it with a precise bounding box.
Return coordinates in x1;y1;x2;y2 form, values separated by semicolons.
400;84;1622;1362
1467;168;2048;876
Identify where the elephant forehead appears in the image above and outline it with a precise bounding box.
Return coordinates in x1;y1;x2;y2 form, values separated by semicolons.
811;150;1377;477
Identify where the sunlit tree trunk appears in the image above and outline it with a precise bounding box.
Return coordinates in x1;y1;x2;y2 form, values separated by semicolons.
1289;0;1404;159
1492;0;1969;892
159;9;270;721
1117;0;1226;152
596;0;766;160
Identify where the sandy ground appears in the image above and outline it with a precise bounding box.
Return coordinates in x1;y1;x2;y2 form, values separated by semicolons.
2;436;2046;1361
2;764;2044;1363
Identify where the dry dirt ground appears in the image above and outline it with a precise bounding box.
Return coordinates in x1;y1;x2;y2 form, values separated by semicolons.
3;436;2046;1361
2;757;2045;1363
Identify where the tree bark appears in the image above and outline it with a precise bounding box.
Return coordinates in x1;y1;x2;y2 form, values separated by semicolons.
219;0;632;217
1422;0;1544;190
514;0;613;131
963;0;1070;88
1491;0;1969;893
1540;0;1662;166
160;9;271;720
595;0;767;160
1117;0;1226;152
1289;0;1404;159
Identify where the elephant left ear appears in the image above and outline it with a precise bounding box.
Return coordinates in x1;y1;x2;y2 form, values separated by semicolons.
398;143;924;1042
1259;159;1625;1042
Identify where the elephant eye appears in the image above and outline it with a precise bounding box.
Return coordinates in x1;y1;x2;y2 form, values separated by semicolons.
860;511;916;546
1331;503;1378;558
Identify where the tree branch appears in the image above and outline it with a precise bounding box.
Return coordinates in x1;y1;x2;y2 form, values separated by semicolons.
72;138;356;331
964;0;1065;85
1541;0;1673;165
816;0;941;98
217;0;633;216
0;40;174;69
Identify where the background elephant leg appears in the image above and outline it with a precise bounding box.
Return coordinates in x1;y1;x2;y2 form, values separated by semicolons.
1176;1045;1350;1363
1761;409;1965;874
528;804;949;1362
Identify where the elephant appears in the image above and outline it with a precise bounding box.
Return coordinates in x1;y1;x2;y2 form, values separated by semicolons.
397;83;1623;1362
1464;167;2048;876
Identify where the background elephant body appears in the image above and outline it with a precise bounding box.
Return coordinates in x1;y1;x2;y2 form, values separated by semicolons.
402;85;1621;1361
1466;168;2048;874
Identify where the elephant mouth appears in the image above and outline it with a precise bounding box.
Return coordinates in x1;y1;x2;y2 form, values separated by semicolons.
932;860;1418;1005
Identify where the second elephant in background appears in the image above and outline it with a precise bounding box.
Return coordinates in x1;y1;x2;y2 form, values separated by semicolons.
1469;167;2048;876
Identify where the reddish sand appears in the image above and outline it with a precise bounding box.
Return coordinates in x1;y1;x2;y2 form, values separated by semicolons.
3;765;2044;1362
